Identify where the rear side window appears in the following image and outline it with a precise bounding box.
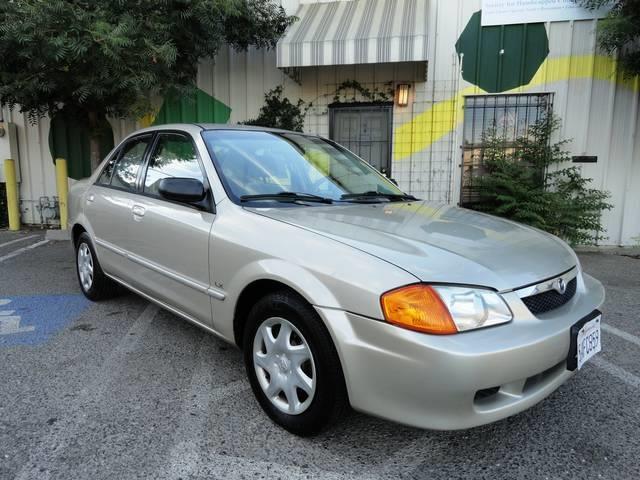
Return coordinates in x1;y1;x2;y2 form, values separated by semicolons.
143;133;203;197
110;136;152;191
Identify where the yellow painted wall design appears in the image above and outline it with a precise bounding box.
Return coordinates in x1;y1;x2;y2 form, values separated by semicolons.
393;55;640;161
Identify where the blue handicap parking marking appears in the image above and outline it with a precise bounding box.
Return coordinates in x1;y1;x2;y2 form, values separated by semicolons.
0;294;90;346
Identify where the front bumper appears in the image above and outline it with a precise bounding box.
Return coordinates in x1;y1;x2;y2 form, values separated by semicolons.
316;273;605;430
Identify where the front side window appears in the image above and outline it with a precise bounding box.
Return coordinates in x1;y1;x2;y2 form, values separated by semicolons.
202;130;404;204
144;133;203;196
110;136;152;191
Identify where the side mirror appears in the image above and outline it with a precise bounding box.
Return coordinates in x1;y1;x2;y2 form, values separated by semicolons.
158;177;206;203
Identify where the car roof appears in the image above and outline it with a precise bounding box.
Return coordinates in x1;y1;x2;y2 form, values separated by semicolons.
131;123;316;136
197;123;300;134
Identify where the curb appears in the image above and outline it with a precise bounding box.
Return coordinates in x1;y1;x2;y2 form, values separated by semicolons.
574;246;640;256
45;229;71;241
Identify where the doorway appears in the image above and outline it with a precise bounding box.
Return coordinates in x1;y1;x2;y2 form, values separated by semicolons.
329;103;393;176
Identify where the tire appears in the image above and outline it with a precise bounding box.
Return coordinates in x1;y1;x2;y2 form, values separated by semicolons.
75;232;121;301
243;290;349;436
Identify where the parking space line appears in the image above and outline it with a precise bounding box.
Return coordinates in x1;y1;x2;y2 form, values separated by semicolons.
0;234;40;249
593;357;640;389
0;239;49;263
179;452;384;480
14;302;159;480
166;380;249;477
164;336;249;478
602;323;640;349
165;348;382;480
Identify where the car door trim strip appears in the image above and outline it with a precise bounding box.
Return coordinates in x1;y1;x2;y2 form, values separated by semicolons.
104;270;227;340
94;237;226;301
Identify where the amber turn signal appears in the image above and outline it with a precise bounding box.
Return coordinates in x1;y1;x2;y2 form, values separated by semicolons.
380;284;458;334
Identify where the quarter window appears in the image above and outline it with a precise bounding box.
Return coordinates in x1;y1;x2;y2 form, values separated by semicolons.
97;150;119;185
110;136;152;191
144;133;203;197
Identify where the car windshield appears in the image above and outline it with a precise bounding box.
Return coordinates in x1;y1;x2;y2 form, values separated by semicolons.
201;130;408;204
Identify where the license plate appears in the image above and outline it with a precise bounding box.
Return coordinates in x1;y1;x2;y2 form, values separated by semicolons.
567;310;602;371
576;315;601;369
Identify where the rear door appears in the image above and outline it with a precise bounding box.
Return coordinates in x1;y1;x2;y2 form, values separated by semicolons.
126;131;215;324
85;134;153;281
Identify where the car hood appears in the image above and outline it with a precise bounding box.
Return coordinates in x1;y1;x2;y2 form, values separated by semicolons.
250;201;576;291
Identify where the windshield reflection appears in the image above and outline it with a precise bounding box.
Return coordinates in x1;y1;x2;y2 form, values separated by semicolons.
202;130;406;204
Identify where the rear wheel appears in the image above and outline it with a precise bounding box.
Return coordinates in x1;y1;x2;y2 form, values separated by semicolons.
75;232;121;301
243;290;348;436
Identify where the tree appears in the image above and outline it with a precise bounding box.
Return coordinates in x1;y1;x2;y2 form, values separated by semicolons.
580;0;640;77
471;115;612;245
0;0;293;169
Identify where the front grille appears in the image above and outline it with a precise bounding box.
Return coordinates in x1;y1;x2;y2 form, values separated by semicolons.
522;277;577;315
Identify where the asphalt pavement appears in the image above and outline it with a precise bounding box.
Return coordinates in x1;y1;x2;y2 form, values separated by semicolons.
0;231;639;479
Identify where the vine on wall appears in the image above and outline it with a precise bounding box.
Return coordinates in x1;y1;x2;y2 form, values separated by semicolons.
331;80;393;103
242;80;394;131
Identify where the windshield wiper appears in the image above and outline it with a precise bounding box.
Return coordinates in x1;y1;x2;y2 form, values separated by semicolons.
340;191;418;202
240;191;333;204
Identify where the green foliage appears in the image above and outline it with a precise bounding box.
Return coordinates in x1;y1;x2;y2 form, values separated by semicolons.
243;86;310;132
472;115;612;245
332;80;393;103
0;0;293;123
580;0;640;77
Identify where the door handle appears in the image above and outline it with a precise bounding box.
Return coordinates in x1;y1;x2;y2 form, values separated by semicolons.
131;205;146;218
86;194;95;203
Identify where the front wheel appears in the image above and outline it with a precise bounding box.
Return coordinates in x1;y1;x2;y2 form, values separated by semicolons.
75;232;121;301
243;291;348;436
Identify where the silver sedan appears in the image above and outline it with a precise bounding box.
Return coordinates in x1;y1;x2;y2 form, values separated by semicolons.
68;124;604;436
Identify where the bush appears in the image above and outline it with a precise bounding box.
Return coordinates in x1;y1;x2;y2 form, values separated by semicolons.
471;115;612;245
242;86;310;132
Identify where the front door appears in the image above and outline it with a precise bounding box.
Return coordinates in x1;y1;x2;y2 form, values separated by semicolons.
129;131;215;324
329;104;392;175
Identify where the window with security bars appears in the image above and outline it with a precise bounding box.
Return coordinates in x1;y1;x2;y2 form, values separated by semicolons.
460;93;553;206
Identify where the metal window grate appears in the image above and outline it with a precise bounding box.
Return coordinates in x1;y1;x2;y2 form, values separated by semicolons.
460;93;553;206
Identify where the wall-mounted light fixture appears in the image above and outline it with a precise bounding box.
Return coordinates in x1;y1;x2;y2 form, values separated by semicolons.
396;84;410;107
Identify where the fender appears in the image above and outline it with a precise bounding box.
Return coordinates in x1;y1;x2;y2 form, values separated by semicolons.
212;258;341;342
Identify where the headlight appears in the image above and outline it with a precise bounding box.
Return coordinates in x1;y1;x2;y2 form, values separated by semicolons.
432;285;512;332
380;284;512;334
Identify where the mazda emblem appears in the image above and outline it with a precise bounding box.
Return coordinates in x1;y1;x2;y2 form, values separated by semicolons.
554;278;567;295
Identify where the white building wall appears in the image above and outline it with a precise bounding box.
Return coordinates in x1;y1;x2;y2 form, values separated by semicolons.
415;0;640;246
1;110;57;225
1;0;638;245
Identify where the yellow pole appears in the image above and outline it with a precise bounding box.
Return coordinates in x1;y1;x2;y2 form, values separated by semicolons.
55;158;69;230
3;159;20;231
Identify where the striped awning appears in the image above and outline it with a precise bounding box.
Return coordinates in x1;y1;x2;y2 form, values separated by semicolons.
276;0;428;68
